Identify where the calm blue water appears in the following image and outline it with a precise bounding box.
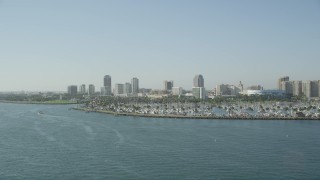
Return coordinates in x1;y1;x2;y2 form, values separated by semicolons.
0;103;320;179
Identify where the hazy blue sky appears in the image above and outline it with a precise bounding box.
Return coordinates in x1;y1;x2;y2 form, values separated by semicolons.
0;0;319;91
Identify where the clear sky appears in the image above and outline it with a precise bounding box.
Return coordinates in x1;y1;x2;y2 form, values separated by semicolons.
0;0;319;91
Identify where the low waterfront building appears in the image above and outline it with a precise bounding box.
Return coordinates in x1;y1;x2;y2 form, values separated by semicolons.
139;88;152;95
172;87;183;96
192;87;206;99
101;86;111;96
147;94;165;99
247;85;263;90
243;90;285;96
216;84;241;96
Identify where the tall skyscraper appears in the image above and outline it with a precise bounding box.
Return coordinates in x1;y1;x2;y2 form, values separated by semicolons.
164;80;173;91
80;84;86;94
88;84;95;95
238;81;244;92
67;85;78;96
193;74;204;87
278;76;289;90
104;75;111;87
124;82;132;94
281;81;294;96
131;77;139;94
293;81;302;96
102;75;112;96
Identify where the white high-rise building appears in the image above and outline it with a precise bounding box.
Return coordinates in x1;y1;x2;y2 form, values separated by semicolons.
304;81;319;98
114;84;124;95
293;81;302;96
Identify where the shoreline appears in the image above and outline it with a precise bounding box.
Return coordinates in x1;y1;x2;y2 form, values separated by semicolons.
0;100;77;105
73;107;320;121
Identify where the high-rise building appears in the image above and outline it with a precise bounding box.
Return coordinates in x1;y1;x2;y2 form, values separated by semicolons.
304;81;319;98
124;82;132;94
68;85;78;96
104;75;111;87
80;84;86;94
278;76;289;90
131;77;139;94
293;81;302;96
114;84;124;95
193;74;204;87
102;75;112;96
164;81;174;91
192;87;206;99
238;81;244;92
88;84;95;95
281;81;294;96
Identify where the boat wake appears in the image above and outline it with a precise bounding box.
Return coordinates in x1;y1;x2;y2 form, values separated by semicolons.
110;128;125;146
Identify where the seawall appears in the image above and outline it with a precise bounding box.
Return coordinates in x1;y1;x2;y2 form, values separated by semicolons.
73;107;320;121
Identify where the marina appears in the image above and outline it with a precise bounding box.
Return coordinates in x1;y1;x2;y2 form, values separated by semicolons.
78;100;320;120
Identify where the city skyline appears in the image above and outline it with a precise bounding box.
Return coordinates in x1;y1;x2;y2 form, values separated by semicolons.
64;74;320;100
1;0;319;91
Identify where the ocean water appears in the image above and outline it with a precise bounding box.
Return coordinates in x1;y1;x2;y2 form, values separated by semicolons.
0;103;320;179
